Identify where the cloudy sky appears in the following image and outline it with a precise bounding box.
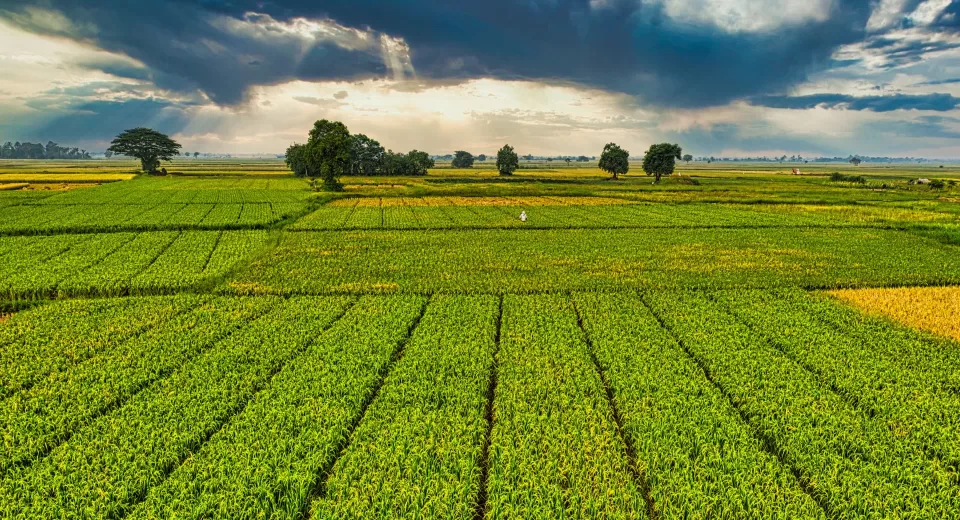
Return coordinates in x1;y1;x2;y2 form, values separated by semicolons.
0;0;958;158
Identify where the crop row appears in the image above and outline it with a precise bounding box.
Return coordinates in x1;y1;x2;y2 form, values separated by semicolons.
229;228;960;294
0;202;307;234
0;295;200;400
573;292;823;518
714;288;960;471
32;177;310;205
2;290;960;515
0;230;269;299
644;289;960;516
0;295;355;517
311;295;497;518
0;295;277;472
292;198;960;231
131;295;426;518
488;294;647;518
291;201;842;231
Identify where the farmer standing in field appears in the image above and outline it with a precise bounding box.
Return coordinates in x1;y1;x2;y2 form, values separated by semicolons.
520;210;527;222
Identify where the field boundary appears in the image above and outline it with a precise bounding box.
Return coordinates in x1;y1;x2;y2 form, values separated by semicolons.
121;297;360;515
573;297;658;519
301;297;430;516
474;295;503;520
638;292;834;517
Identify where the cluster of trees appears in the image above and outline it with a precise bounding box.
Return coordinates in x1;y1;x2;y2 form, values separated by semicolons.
0;141;91;160
285;120;435;189
450;153;596;166
597;142;683;183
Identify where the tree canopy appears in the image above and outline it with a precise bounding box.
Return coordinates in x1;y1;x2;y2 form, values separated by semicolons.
351;134;385;176
496;144;519;176
598;143;629;180
305;120;352;190
642;143;683;183
285;120;434;184
107;128;181;173
452;151;475;168
682;154;693;163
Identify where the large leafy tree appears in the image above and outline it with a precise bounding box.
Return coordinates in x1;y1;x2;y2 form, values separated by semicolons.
107;128;181;173
598;143;629;180
452;150;475;168
406;150;434;175
642;143;682;183
496;144;519;176
305;119;352;190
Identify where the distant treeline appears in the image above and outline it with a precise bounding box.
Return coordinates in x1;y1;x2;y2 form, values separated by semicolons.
1;141;91;160
692;155;948;164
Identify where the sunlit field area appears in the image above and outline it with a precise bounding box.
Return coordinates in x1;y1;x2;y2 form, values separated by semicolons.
2;158;960;518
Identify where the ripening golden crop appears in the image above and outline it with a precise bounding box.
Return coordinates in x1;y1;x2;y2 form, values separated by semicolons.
828;286;960;342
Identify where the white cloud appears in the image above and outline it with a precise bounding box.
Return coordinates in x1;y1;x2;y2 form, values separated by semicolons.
866;0;910;31
655;0;834;33
907;0;953;25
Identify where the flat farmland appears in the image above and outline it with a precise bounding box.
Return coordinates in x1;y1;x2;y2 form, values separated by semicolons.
1;160;960;518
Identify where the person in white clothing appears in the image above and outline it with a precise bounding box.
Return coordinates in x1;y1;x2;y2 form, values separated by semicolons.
519;211;527;222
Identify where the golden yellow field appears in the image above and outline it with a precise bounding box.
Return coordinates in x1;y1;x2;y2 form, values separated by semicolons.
827;286;960;342
0;173;136;183
328;196;636;207
0;183;28;191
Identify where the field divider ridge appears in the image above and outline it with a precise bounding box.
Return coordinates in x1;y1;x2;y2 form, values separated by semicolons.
572;295;658;520
0;295;202;402
0;296;279;476
636;291;833;518
473;294;503;520
299;295;431;516
115;296;360;518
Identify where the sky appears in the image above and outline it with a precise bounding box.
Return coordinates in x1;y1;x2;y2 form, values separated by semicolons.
0;0;959;158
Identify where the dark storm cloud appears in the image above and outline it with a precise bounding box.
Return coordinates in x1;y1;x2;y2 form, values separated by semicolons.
752;92;960;112
26;98;191;143
0;1;388;105
916;78;960;86
0;0;880;108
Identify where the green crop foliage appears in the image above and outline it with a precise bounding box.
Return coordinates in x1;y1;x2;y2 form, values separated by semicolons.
3;163;960;516
0;295;277;472
229;227;960;295
644;289;960;516
573;292;824;518
0;230;269;298
0;296;353;517
714;288;960;468
486;294;647;519
0;295;200;399
312;295;498;518
129;295;425;518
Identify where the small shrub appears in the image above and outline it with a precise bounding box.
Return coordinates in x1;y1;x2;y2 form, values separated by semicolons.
830;172;865;184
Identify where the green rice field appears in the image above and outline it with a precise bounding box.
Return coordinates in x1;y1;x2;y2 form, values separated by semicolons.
2;159;960;518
